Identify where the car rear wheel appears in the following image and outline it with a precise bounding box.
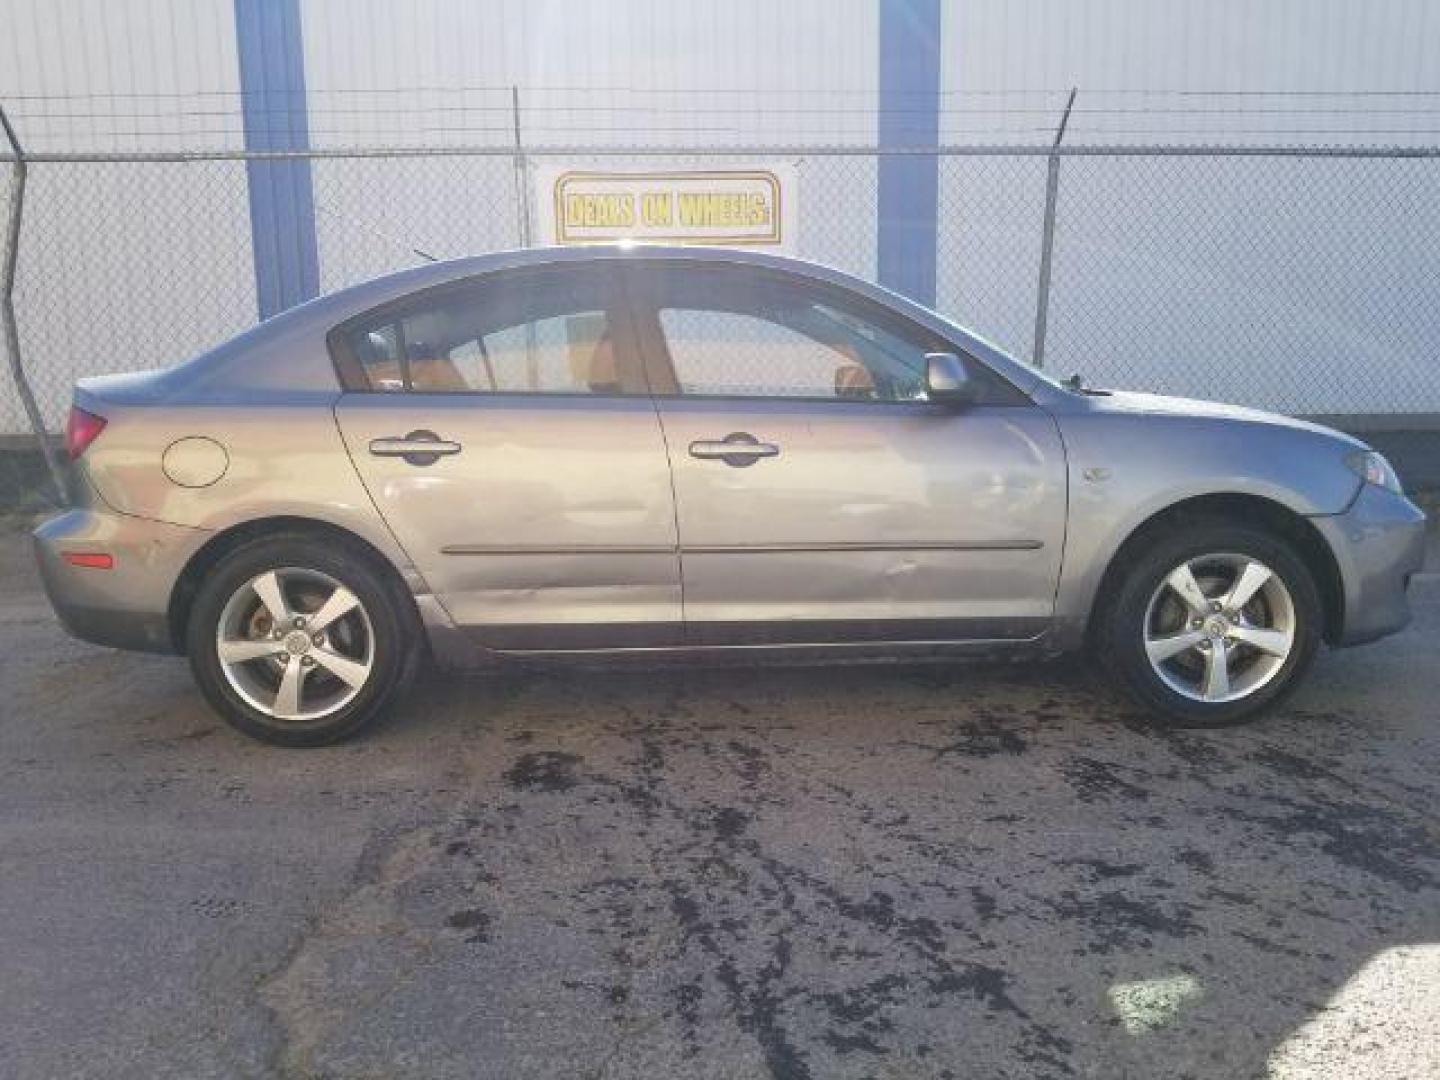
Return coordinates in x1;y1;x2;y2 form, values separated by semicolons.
186;535;412;746
1097;523;1323;726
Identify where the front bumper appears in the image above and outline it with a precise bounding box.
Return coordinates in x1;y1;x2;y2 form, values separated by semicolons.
1310;483;1428;647
33;508;210;654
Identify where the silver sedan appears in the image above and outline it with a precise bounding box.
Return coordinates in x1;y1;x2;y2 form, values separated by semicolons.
33;247;1427;745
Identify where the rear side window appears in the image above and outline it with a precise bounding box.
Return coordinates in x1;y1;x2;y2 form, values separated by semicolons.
338;266;640;395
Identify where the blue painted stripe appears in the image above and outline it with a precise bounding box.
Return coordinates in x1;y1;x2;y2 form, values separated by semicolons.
876;0;942;306
235;0;319;319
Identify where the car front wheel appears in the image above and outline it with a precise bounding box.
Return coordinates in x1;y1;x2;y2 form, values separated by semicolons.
186;535;412;746
1098;523;1323;725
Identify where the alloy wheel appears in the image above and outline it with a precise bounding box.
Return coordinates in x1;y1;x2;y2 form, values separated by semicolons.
1142;553;1296;704
215;567;375;721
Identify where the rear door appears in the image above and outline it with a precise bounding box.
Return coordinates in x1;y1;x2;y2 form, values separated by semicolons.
333;263;681;649
626;261;1067;645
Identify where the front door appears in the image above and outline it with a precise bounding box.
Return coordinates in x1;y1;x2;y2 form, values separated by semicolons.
626;262;1067;645
334;263;681;649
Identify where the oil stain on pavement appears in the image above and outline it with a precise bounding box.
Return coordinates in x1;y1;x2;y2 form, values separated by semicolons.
257;662;1440;1080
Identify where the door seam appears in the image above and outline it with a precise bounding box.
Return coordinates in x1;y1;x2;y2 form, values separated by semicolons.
617;265;688;625
329;397;454;621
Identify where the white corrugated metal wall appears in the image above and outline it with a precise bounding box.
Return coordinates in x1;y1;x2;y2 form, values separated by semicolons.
937;0;1440;407
10;1;1438;149
2;0;1439;433
1;1;256;437
302;0;878;147
297;0;880;293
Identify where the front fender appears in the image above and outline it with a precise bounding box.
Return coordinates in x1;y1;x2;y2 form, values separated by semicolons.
1049;410;1362;648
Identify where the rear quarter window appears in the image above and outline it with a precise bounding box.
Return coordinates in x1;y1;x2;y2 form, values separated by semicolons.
329;266;642;396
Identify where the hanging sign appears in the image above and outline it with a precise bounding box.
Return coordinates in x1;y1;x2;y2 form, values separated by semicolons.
535;165;796;250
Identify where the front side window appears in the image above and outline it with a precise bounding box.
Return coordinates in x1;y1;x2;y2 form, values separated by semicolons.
644;269;939;402
343;267;635;395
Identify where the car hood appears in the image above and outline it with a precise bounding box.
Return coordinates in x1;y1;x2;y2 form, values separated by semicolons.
1086;389;1368;448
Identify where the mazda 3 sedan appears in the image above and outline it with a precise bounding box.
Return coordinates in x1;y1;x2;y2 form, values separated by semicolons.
34;247;1426;745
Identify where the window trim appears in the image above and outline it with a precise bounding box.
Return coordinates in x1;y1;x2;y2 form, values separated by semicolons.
326;262;653;398
620;260;1034;409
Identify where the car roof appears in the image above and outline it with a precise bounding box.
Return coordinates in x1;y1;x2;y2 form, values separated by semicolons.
148;245;1046;401
305;244;905;323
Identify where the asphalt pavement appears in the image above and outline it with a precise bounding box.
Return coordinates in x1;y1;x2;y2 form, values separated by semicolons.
1;515;1437;1080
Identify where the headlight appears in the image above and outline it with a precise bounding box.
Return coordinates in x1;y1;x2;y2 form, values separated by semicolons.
1345;450;1404;495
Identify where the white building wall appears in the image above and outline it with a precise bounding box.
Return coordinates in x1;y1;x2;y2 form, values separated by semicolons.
947;0;1440;103
299;0;881;292
936;0;1440;412
2;0;1439;432
300;0;878;148
0;0;256;436
0;0;245;153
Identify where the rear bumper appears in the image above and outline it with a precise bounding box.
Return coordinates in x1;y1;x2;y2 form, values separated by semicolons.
1310;484;1428;647
32;508;209;654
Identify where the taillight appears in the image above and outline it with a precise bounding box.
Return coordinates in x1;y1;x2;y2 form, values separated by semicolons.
65;406;107;460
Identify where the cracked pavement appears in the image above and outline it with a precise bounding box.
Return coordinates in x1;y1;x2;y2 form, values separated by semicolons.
2;519;1438;1079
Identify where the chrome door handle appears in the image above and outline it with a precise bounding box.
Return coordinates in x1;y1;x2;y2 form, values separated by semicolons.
689;432;779;468
369;430;461;466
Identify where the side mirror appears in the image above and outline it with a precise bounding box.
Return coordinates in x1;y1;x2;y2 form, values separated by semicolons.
925;352;976;407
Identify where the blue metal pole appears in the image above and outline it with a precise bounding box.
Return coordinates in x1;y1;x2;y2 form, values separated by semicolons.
234;0;319;319
876;0;942;306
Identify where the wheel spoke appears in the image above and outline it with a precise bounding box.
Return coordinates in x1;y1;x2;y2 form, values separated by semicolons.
251;571;291;624
218;637;285;663
307;586;361;634
310;646;370;689
1229;623;1291;657
273;656;307;717
1165;563;1211;617
1201;645;1231;700
1224;561;1273;612
1146;628;1207;664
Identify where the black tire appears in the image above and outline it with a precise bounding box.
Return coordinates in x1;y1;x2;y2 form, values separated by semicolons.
186;532;414;746
1095;521;1323;727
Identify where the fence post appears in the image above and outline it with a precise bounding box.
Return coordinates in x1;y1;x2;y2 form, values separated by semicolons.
0;104;66;505
511;86;532;249
1031;87;1076;370
511;87;540;387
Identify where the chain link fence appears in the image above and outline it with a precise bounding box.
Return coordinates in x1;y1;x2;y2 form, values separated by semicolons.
3;141;1439;448
1045;150;1440;416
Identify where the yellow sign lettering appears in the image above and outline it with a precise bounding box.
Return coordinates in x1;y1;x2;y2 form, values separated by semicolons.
565;193;635;229
641;192;673;226
551;170;785;246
